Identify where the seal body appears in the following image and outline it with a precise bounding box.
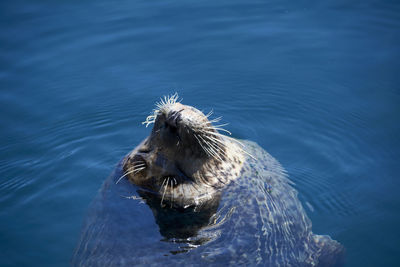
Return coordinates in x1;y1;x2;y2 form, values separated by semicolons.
73;96;344;266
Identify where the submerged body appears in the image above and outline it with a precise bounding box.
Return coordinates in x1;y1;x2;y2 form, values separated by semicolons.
73;95;344;266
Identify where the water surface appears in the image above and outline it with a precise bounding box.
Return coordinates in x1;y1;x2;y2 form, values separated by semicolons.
0;0;399;266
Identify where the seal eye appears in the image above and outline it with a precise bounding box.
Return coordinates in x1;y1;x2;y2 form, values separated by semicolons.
138;148;151;153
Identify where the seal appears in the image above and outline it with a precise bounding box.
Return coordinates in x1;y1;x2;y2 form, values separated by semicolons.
73;94;345;266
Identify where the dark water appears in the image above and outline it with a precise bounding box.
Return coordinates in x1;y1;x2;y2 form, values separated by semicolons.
1;0;399;266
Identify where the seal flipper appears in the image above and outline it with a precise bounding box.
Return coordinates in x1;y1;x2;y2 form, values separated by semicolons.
313;235;345;267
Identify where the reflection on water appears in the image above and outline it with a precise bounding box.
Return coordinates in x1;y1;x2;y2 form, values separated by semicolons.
138;189;220;241
0;0;399;266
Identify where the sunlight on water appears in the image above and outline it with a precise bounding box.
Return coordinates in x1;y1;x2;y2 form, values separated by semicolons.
0;0;399;266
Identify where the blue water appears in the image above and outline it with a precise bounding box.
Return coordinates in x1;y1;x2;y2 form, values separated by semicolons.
1;0;399;266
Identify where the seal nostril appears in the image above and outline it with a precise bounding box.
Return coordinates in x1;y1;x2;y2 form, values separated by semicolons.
164;121;177;132
166;110;182;129
169;125;177;133
165;117;179;133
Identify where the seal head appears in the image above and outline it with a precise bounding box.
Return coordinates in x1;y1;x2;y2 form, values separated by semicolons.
122;94;245;208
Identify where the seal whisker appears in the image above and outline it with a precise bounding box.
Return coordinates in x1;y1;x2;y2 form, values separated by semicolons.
204;125;231;134
205;141;226;160
196;132;224;160
203;130;244;146
201;136;225;161
202;130;256;159
235;146;256;160
133;167;146;173
179;179;184;207
193;133;214;158
205;140;226;156
160;177;169;207
142;113;158;127
143;93;180;127
160;178;167;192
169;93;179;104
122;164;145;171
132;162;146;168
201;123;227;130
205;109;213;118
203;127;232;135
115;169;137;184
206;117;223;124
203;133;226;148
203;141;221;161
170;179;173;208
206;122;229;128
202;134;227;150
201;129;230;138
197;134;223;161
129;165;146;172
115;164;146;184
